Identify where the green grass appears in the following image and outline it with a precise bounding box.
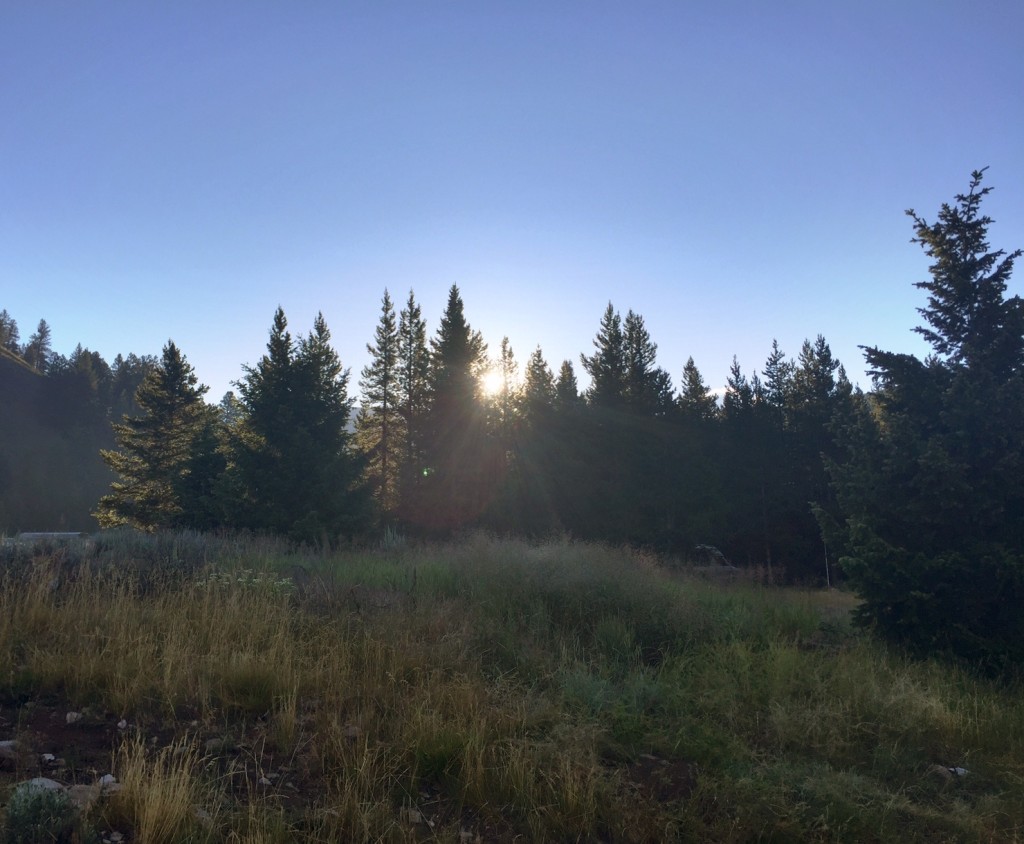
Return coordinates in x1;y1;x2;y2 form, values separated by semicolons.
1;531;1022;841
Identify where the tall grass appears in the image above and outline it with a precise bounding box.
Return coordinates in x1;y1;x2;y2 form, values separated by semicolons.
1;531;1022;841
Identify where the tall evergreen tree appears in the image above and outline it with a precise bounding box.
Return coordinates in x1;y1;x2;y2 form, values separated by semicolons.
23;319;52;372
232;308;366;540
489;336;520;440
622;309;673;414
417;285;488;530
581;303;626;407
522;347;556;421
555;360;580;408
356;290;404;514
396;290;431;502
678;357;718;421
96;341;220;531
721;357;754;420
761;339;794;412
828;170;1024;667
0;310;19;354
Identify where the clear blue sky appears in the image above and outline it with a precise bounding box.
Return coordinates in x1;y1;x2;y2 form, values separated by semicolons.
2;1;1022;402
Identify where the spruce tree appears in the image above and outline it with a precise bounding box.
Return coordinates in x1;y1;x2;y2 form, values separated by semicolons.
418;285;488;530
0;310;19;354
622;309;673;414
555;360;580;408
396;290;431;502
829;170;1024;668
356;290;404;514
23;319;52;372
232;308;366;539
490;336;520;439
581;303;625;407
96;341;220;531
523;347;556;421
678;357;718;421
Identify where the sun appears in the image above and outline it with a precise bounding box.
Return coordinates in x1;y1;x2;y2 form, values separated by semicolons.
479;368;505;398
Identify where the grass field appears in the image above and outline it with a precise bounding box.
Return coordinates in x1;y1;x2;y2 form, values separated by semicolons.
1;531;1022;842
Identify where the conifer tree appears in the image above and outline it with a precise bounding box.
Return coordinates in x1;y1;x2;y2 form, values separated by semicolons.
678;357;718;421
555;360;580;408
0;310;19;354
397;290;431;493
490;336;520;440
622;309;672;414
522;347;556;421
96;341;220;531
356;291;404;514
232;308;366;539
418;285;488;529
23;319;52;372
581;303;625;407
828;170;1024;667
721;357;754;420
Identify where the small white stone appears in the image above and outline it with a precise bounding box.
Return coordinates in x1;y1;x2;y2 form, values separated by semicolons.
65;711;83;725
99;773;117;786
117;719;128;730
258;776;272;785
109;832;124;843
41;753;56;763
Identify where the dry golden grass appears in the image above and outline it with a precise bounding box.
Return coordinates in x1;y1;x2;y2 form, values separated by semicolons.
0;533;1022;842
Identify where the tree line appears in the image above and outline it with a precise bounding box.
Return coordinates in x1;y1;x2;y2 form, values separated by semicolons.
2;170;1021;668
0;287;851;582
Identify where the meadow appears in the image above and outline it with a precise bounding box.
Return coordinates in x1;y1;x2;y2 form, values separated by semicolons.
0;532;1022;842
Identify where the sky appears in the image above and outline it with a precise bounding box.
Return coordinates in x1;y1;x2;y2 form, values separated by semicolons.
2;1;1022;403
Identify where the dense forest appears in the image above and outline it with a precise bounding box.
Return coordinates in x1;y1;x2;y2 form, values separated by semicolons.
2;170;1022;665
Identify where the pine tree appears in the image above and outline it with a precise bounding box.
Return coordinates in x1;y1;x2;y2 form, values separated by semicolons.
581;303;625;407
721;357;753;420
23;319;52;372
678;357;718;421
232;309;366;540
490;336;520;439
357;291;404;514
397;290;431;492
417;285;488;530
555;360;580;408
96;341;220;531
231;307;295;532
523;347;556;421
761;339;794;412
829;170;1024;668
292;312;367;538
0;310;19;354
623;309;672;414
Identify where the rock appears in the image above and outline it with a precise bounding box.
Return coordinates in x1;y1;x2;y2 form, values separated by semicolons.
258;776;272;785
109;832;125;843
41;753;56;763
65;711;83;725
98;773;118;786
24;776;65;791
117;719;128;730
